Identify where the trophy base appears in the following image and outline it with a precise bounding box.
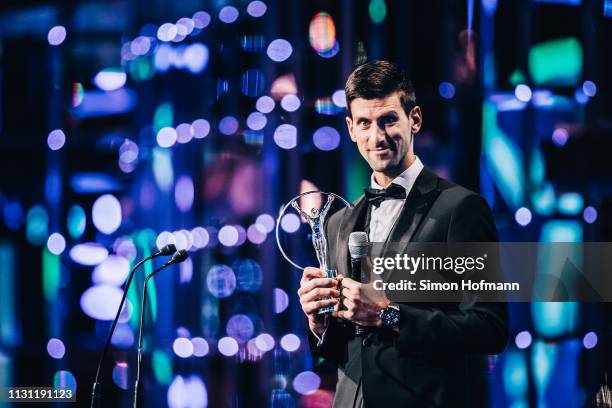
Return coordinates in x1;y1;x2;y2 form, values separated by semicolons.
317;268;337;315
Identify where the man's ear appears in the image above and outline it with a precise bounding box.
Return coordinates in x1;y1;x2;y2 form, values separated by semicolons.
345;116;357;142
409;106;422;134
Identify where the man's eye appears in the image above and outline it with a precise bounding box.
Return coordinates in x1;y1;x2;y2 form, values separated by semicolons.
381;116;397;125
358;120;370;126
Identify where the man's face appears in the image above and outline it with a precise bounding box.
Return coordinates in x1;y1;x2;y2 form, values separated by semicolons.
346;92;422;175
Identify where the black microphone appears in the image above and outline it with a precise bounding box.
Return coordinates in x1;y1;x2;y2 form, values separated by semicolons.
348;232;370;335
133;250;189;408
90;244;177;408
349;231;370;281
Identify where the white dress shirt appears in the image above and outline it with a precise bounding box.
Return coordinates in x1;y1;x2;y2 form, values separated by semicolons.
311;156;424;345
368;156;424;242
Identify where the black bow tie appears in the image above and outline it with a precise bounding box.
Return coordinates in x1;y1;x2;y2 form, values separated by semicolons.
364;183;406;207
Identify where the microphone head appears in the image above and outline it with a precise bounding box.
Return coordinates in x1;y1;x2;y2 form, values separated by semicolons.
159;244;177;256
348;232;370;258
170;249;189;264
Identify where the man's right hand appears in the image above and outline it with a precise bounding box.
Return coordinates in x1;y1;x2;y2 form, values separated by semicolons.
297;267;340;337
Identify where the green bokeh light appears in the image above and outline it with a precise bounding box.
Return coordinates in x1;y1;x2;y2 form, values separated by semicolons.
26;205;48;246
528;37;582;87
369;0;387;24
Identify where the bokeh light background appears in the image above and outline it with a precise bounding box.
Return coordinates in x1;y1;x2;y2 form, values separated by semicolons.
0;0;611;407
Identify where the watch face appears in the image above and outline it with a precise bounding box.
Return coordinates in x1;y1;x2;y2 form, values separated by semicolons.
381;306;400;327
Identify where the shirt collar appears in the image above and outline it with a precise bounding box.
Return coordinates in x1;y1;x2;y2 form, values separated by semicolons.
370;156;424;194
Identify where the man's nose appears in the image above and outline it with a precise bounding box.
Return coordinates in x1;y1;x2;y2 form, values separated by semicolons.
368;121;387;141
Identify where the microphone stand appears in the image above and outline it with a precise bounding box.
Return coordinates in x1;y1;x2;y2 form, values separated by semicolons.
133;250;188;408
90;244;176;408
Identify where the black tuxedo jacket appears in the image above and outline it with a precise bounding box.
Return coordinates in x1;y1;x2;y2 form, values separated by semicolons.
307;167;509;408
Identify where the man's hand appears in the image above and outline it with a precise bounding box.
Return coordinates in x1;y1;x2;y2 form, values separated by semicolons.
298;267;340;336
334;277;389;327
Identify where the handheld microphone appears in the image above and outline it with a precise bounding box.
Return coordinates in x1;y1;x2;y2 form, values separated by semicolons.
133;250;189;408
90;244;177;408
348;232;370;335
348;231;370;282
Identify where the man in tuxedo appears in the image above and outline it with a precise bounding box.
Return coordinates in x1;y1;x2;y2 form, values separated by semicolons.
297;60;508;407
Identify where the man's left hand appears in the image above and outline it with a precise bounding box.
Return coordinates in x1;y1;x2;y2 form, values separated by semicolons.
334;276;390;327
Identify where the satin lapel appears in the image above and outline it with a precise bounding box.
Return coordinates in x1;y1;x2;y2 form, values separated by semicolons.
386;167;441;250
335;195;368;277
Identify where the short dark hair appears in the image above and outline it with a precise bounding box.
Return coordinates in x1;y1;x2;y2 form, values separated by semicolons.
344;60;416;117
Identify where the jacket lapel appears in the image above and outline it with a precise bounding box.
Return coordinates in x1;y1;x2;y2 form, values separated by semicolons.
335;195;369;277
387;167;441;249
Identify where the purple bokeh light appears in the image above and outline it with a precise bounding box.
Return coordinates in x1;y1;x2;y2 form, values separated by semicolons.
156;231;175;250
47;232;66;255
255;214;275;233
192;11;211;29
92;194;122;234
515;84;532;102
119;139;138;163
173;337;194;358
80;285;124;320
93;69;127;92
574;88;589;105
206;264;236;298
69;243;109;266
234;259;263;292
280;213;300;233
256;96;275;113
247;1;267;17
191;337;209;357
175;175;194;212
219;225;239;246
157;23;177;42
226;314;255;343
515;331;532;349
438;82;456;99
47;338;66;359
191;227;210;249
179;256;193;283
48;26;67;45
514;207;532;227
280;94;301;112
112;363;129;390
111;323;134;348
176;17;195;36
255;333;275;352
157;127;177;148
274;288;289;313
184;43;209;74
172;230;190;251
267;39;293;62
192;119;211;139
130;36;151;56
273;124;297;149
582;80;597;97
247;224;267;244
167;375;208;408
583;206;597;224
313;126;341;151
219;6;239;23
246;112;267;131
583;331;598;349
219;116;239;135
218;337;239;356
332;90;346;107
176;123;193;144
280;334;300;352
292;371;321;395
552;128;569;147
47;129;66;151
92;255;130;287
